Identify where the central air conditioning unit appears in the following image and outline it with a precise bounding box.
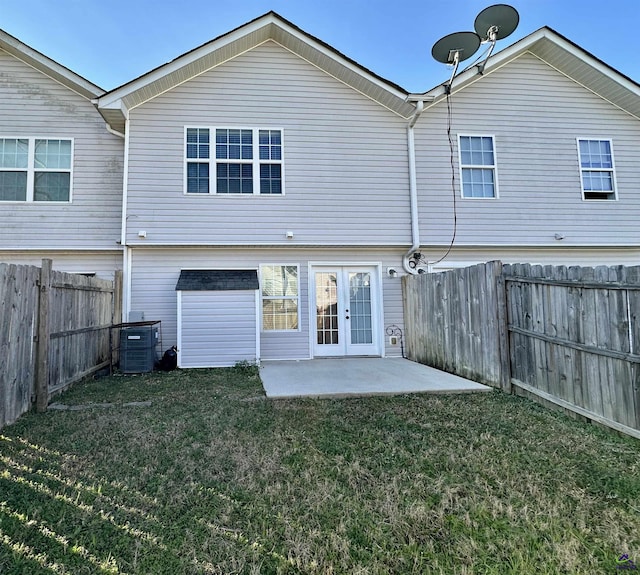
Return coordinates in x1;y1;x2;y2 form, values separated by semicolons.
120;325;159;373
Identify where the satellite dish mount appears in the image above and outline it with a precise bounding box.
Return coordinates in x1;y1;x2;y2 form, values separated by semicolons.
431;32;481;94
430;4;519;87
474;4;519;74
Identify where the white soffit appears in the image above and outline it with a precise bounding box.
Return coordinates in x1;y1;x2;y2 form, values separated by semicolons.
97;12;415;132
0;29;103;100
422;27;640;120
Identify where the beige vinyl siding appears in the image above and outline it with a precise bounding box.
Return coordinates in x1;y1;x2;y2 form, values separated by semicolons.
125;41;410;247
0;49;123;250
415;52;640;247
129;247;406;361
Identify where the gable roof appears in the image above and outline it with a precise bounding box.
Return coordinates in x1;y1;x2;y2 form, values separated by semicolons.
97;11;416;133
0;28;104;100
415;27;640;120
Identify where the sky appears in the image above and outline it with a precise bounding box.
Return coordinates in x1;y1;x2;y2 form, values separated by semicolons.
1;0;638;93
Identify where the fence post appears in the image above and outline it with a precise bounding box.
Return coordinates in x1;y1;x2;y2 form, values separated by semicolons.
112;270;123;369
113;270;123;325
495;263;512;393
35;259;52;413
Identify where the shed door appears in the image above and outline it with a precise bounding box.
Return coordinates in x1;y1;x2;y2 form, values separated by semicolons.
177;290;259;368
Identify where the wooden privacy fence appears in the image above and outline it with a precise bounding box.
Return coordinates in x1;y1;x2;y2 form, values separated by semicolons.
1;260;122;428
403;261;507;389
403;261;640;439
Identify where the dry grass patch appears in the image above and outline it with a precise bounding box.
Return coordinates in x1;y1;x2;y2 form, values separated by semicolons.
0;365;639;574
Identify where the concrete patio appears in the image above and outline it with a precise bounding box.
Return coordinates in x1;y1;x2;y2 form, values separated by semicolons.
260;357;491;398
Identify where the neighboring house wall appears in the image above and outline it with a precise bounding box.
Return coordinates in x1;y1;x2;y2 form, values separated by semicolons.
418;246;640;272
0;49;124;262
414;52;640;250
124;41;411;248
0;251;121;279
128;247;405;359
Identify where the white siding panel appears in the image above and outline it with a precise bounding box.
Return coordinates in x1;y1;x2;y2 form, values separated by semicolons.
179;291;258;368
129;247;406;361
125;42;410;247
0;50;123;250
415;53;640;248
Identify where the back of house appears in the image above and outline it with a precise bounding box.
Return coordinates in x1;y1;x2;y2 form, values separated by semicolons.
2;12;640;369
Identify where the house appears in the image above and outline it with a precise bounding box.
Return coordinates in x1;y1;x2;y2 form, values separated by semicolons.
411;27;640;272
2;12;640;367
0;29;124;278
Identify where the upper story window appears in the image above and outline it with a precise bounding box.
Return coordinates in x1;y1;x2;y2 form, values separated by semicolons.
459;135;497;199
577;139;617;200
260;264;299;331
185;127;283;195
0;138;73;202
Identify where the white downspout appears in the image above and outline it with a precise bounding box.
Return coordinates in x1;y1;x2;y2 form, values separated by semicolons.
120;113;131;321
105;123;125;140
403;100;426;274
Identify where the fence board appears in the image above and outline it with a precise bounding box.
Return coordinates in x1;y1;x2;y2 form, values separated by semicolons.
402;262;503;388
1;260;120;428
0;264;39;428
403;260;640;438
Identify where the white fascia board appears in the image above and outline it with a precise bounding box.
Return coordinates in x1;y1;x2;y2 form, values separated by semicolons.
422;28;550;101
537;31;640;96
272;21;409;101
97;14;279;109
425;28;640;102
0;31;103;99
97;13;409;111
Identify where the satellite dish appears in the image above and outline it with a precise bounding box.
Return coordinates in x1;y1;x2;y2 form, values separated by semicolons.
474;4;519;42
431;31;481;92
473;4;519;74
431;31;481;64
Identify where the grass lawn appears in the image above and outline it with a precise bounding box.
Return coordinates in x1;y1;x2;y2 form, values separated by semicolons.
1;366;639;574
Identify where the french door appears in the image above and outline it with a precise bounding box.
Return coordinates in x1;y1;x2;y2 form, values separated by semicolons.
312;266;381;357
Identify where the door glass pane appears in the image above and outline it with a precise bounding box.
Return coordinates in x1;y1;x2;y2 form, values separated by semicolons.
349;272;372;345
316;272;338;345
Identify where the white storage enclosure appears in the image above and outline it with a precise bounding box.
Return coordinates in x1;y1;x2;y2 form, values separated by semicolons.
176;269;260;368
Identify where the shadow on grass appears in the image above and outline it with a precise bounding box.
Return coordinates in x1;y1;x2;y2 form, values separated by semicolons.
0;431;299;574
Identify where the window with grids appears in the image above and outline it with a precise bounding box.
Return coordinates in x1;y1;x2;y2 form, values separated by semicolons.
459;135;497;198
260;265;298;331
185;128;282;195
578;139;617;200
0;138;72;202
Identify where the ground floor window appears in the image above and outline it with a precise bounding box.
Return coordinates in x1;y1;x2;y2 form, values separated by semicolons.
260;264;299;331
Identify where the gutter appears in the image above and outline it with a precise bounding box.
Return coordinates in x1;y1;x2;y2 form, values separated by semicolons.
403;97;432;274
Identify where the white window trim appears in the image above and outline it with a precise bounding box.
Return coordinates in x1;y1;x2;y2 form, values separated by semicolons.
0;137;74;203
183;126;285;196
458;134;499;200
259;263;300;333
576;138;618;201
